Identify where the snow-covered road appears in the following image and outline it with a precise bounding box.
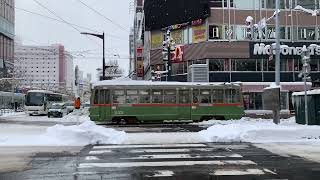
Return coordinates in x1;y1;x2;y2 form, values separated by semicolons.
1;112;320;166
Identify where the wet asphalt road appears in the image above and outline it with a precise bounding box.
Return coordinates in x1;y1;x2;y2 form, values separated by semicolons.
2;141;320;180
1;123;320;179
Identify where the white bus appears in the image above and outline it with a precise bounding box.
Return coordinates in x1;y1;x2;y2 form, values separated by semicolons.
25;90;68;115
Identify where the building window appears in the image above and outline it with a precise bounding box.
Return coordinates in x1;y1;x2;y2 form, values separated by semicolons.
209;59;224;71
209;25;222;40
298;27;316;40
210;0;224;7
232;59;257;71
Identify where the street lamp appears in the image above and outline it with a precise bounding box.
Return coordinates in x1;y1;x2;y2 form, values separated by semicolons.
80;32;105;80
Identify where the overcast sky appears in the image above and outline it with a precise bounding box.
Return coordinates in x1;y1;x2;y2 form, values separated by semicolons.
15;0;133;80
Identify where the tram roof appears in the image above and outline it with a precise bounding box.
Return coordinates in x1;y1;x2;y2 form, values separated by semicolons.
93;80;240;88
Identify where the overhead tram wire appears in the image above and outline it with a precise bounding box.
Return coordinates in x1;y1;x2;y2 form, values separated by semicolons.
15;7;127;41
32;0;102;48
76;0;130;32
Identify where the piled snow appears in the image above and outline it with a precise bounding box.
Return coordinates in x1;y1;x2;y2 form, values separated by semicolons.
199;117;320;143
0;111;25;118
45;121;126;145
0;120;126;146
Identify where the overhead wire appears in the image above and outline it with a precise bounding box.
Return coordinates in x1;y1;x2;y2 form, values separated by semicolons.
32;0;102;48
76;0;130;32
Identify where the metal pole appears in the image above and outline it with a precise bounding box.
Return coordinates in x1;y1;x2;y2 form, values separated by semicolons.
274;0;281;124
304;74;309;125
167;31;172;81
102;32;106;80
275;0;280;86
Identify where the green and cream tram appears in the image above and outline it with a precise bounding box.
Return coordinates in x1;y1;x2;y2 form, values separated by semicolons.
90;80;245;124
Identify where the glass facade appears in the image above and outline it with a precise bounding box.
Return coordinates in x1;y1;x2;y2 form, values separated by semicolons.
0;0;15;79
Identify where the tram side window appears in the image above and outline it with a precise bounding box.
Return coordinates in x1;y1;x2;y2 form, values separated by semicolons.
179;90;190;103
225;89;240;103
164;90;177;103
113;90;125;104
93;90;99;104
152;89;163;103
139;90;150;103
212;89;224;103
193;89;199;103
126;90;139;104
98;90;110;104
200;89;211;103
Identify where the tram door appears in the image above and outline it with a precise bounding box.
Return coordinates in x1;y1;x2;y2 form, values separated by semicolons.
177;89;191;120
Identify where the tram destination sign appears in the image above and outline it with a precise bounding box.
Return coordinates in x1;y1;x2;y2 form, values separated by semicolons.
250;42;320;59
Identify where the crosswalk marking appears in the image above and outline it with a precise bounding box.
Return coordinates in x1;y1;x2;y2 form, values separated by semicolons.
121;153;243;160
85;156;100;161
89;150;112;155
79;160;256;168
212;169;265;176
93;144;206;149
146;170;174;177
129;148;215;153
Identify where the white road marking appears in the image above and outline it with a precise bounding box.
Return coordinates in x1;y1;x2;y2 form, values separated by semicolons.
129;148;215;153
263;168;277;175
93;144;206;149
85;156;100;161
212;169;265;176
79;160;256;168
121;153;243;160
89;150;112;155
146;170;174;177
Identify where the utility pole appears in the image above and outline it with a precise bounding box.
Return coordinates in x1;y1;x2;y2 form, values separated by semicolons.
166;30;172;81
300;45;311;125
274;0;281;124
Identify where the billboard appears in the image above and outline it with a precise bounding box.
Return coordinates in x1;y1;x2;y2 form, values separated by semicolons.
193;24;207;43
151;31;163;49
144;0;210;30
136;48;144;77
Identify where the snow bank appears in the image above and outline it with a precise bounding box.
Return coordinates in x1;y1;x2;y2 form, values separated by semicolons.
0;120;126;146
45;121;126;145
199;117;320;143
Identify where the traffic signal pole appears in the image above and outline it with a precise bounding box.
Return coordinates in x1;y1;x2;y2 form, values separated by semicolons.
166;30;172;81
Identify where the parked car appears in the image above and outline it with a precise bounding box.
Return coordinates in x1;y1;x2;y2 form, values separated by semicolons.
48;103;68;118
65;101;75;114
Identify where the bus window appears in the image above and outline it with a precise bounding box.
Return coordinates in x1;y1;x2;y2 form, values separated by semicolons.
213;89;224;103
192;89;199;103
139;90;150;103
179;90;190;104
200;89;211;103
113;90;125;104
152;89;163;103
126;90;139;104
164;90;177;104
105;90;110;104
93;90;99;104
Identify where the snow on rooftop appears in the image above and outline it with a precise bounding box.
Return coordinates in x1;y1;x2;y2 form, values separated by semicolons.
93;79;240;88
292;89;320;96
241;82;312;86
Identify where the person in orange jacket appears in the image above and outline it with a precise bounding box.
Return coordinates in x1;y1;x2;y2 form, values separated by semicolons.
75;97;81;109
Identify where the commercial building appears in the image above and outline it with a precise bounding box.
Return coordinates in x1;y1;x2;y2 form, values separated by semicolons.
14;44;74;94
129;0;144;79
0;0;14;78
141;0;320;113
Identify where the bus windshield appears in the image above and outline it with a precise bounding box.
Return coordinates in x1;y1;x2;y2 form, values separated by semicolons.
26;92;45;106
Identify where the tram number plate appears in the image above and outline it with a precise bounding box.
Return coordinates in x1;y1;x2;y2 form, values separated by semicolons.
114;111;124;115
